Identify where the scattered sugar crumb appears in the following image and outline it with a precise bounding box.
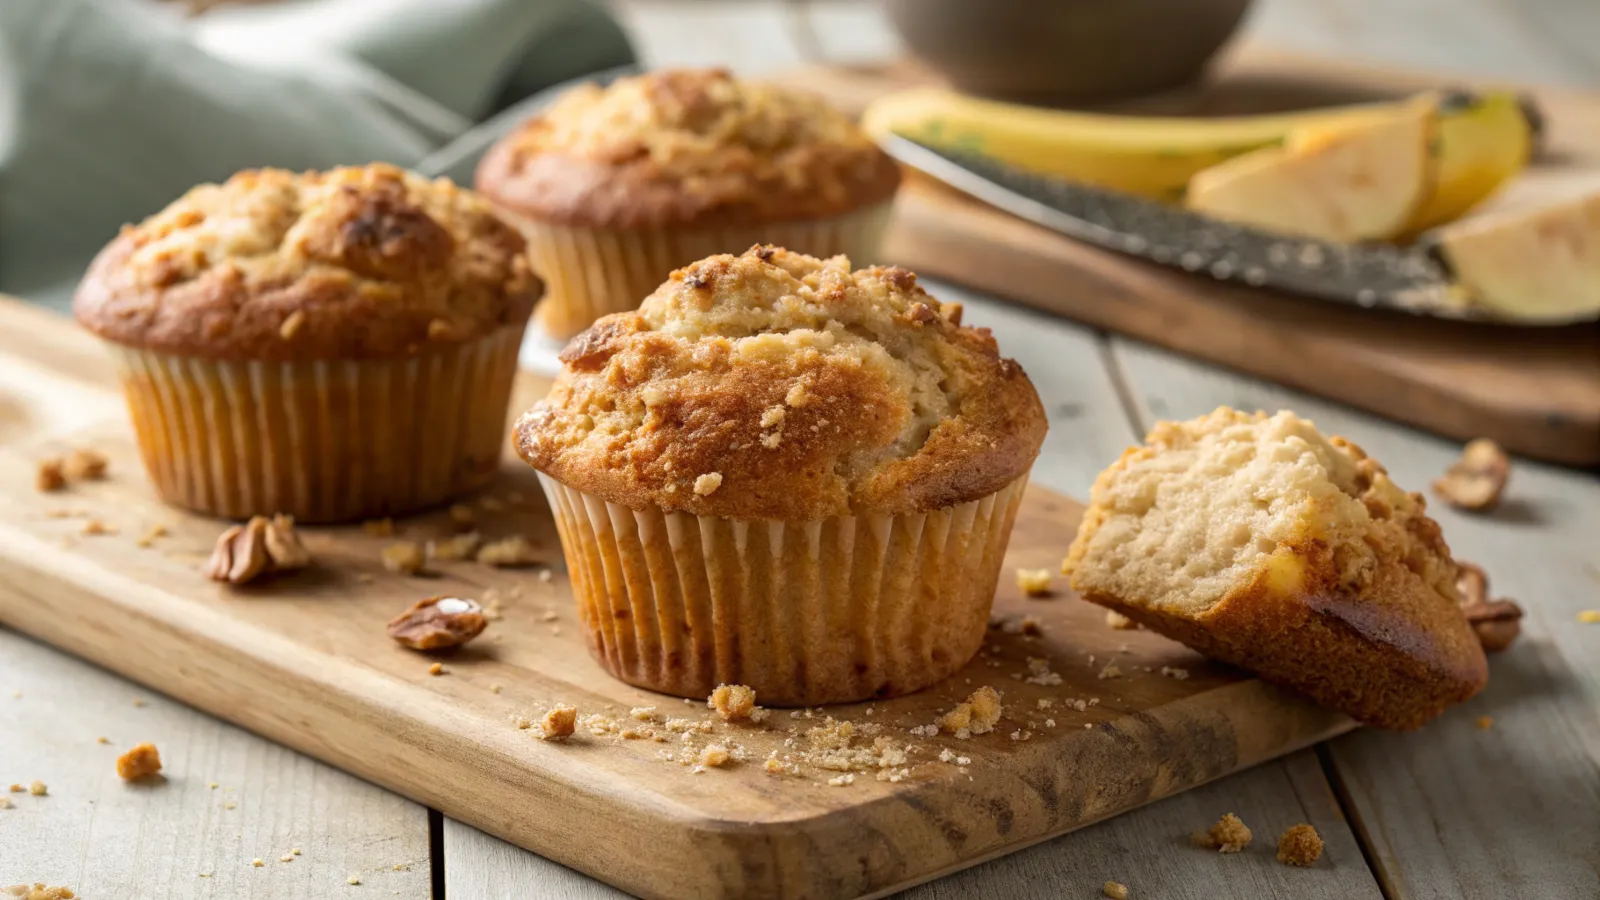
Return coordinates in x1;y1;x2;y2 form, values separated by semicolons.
540;704;577;740
136;524;169;548
279;854;294;863
362;518;395;537
27;781;46;796
1160;666;1190;681
223;801;237;810
1276;824;1324;867
693;473;723;495
96;736;110;745
346;874;361;885
292;848;302;856
448;504;475;528
251;859;264;868
1476;715;1494;730
80;519;115;536
476;536;539;567
1024;658;1063;686
0;798;12;809
427;532;482;562
381;541;426;575
1098;664;1123;680
538;568;554;583
1015;568;1053;597
133;698;147;707
630;707;661;722
826;774;855;787
489;684;503;695
1103;882;1129;900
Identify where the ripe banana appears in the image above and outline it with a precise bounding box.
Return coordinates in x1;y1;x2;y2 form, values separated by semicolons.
862;87;1533;229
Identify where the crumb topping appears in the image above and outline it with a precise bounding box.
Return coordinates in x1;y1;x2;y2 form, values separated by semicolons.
476;536;540;567
517;246;1046;519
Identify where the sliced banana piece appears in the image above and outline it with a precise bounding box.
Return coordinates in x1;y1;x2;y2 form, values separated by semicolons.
1185;99;1436;243
1429;186;1600;323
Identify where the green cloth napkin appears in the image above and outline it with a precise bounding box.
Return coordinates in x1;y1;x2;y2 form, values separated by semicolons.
0;0;633;310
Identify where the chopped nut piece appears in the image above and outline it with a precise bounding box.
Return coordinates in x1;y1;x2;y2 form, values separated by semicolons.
427;532;482;562
381;541;427;575
476;536;539;567
937;686;1002;737
35;459;66;492
63;449;109;481
1433;438;1510;511
27;781;47;797
1455;561;1523;652
693;473;723;495
1104;610;1139;630
1103;882;1130;900
698;744;731;768
427;662;444;676
1276;824;1324;867
708;684;757;721
1195;813;1252;853
539;704;577;740
1015;568;1053;597
206;515;312;584
115;742;162;780
361;518;395;537
388;596;488;650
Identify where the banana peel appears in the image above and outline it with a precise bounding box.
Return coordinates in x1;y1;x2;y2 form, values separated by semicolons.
862;87;1533;227
1186;98;1437;242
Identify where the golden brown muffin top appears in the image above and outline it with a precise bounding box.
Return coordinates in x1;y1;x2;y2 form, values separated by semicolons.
74;164;540;361
515;246;1047;520
474;69;901;230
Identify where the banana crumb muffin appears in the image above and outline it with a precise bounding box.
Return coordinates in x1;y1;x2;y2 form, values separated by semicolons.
75;164;540;521
477;68;900;339
518;246;1046;704
1064;408;1487;729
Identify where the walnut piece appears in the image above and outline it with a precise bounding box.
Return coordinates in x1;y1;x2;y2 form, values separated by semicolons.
387;596;488;650
35;459;66;493
476;535;539;567
204;515;311;584
1276;824;1324;867
1433;438;1510;511
63;449;109;481
1455;561;1523;653
115;742;163;780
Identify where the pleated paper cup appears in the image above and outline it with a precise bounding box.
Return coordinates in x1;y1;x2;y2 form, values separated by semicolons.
519;202;894;341
108;325;526;523
537;471;1029;706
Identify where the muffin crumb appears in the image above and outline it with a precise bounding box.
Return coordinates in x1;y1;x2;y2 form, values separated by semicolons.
708;684;757;721
1015;568;1053;597
1104;610;1139;630
64;449;109;481
362;518;395;537
693;473;723;496
381;541;427;575
1276;824;1324;867
698;744;731;768
936;686;1002;737
1195;813;1252;853
476;536;539;567
80;519;115;536
35;459;67;493
136;525;169;548
0;798;11;809
426;532;482;563
115;742;163;780
1103;882;1129;900
27;781;47;797
539;704;577;740
448;504;476;528
427;662;444;676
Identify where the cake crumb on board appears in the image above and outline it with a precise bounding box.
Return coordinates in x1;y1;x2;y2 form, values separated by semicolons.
936;686;1002;738
1103;881;1129;899
1015;567;1053;597
540;704;577;740
115;742;163;780
1276;824;1324;867
1193;813;1252;852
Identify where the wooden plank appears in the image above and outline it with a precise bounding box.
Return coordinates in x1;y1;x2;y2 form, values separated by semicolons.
0;297;1358;900
0;627;431;898
443;823;629;899
1109;335;1600;900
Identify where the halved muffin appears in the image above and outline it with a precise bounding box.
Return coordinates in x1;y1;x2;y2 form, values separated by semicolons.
1063;408;1487;729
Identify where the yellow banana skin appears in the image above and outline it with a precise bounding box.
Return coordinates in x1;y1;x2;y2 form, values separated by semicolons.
863;87;1531;225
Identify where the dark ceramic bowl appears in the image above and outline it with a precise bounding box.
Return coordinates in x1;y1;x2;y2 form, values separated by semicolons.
883;0;1255;103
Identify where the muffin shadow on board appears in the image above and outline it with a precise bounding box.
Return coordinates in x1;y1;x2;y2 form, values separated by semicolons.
1063;407;1487;730
515;245;1047;705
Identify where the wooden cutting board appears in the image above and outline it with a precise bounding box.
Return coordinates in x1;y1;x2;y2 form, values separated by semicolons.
779;47;1600;467
0;297;1351;899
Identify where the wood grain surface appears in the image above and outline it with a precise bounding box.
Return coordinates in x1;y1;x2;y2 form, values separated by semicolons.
777;51;1600;467
0;296;1354;899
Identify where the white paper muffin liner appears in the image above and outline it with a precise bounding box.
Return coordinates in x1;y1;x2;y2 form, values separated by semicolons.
108;325;525;523
518;202;894;340
537;471;1028;706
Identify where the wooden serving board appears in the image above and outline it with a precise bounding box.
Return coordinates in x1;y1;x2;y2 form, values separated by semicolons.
781;47;1600;467
0;297;1352;899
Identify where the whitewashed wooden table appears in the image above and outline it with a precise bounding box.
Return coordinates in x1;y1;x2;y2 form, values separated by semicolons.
5;1;1599;897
